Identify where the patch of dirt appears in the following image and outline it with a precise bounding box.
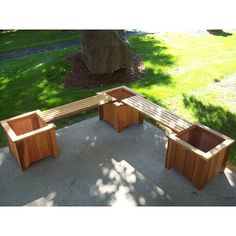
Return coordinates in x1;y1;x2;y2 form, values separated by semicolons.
64;53;145;89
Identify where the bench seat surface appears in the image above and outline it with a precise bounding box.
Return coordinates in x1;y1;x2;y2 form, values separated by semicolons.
122;95;193;133
40;94;114;123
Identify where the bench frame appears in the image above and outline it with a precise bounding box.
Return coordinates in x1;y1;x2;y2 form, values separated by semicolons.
1;93;114;170
97;86;145;132
0;85;234;190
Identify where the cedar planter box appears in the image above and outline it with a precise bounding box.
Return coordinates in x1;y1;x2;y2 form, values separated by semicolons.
1;111;58;170
165;123;234;190
98;86;144;132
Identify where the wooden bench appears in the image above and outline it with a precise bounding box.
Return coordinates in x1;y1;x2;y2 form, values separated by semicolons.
0;93;114;170
122;95;193;133
39;94;115;123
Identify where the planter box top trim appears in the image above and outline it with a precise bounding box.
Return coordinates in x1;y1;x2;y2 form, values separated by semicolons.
1;110;56;142
168;123;235;160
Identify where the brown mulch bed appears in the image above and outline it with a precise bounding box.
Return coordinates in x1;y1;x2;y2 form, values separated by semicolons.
64;53;145;89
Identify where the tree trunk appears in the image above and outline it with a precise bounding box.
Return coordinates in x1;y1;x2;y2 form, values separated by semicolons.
80;30;132;74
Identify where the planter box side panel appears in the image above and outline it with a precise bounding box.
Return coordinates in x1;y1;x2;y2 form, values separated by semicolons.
118;105;140;128
170;141;200;181
101;102;141;132
173;142;187;174
192;157;211;190
206;148;228;180
166;139;209;190
182;151;198;181
166;137;232;190
102;103;116;125
5;132;22;167
16;131;56;170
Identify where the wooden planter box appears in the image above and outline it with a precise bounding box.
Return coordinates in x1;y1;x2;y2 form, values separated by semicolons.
165;123;234;190
98;87;144;132
1;111;58;170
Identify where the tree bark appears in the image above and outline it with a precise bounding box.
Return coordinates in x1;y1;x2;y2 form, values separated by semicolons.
80;30;132;74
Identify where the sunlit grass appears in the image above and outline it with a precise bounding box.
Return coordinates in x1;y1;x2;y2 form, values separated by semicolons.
128;32;236;165
1;31;236;166
0;45;125;147
129;33;236;100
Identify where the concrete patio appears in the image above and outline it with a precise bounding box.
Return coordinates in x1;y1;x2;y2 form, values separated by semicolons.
0;117;236;206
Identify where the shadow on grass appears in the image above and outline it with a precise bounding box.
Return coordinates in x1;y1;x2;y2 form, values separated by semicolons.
207;29;233;37
0;53;92;118
183;94;236;165
0;50;94;147
129;35;176;88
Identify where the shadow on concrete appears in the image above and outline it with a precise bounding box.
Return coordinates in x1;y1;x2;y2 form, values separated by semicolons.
0;118;235;206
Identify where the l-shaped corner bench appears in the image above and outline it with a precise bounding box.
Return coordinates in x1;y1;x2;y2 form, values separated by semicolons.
0;86;234;190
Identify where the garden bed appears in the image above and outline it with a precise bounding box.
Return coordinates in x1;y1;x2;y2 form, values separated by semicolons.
64;53;145;89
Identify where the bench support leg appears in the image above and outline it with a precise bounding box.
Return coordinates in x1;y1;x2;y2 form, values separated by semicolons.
98;106;104;120
138;112;144;124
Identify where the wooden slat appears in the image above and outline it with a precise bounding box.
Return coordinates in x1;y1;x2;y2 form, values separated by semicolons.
173;144;187;174
40;94;114;123
122;96;191;130
41;95;112;115
128;95;190;125
127;96;191;128
122;95;192;133
123;97;189;131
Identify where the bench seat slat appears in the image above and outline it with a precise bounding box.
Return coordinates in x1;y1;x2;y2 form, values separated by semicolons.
122;95;192;133
126;97;190;129
40;94;114;123
122;95;190;125
128;95;191;126
42;95;110;114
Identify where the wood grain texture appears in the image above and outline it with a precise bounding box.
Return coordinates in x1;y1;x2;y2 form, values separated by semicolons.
166;124;235;190
100;88;144;132
183;151;197;181
40;94;114;123
122;95;193;133
165;139;175;169
1;112;58;170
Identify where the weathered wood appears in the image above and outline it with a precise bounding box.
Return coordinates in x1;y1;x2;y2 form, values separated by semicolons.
166;123;235;190
122;95;193;133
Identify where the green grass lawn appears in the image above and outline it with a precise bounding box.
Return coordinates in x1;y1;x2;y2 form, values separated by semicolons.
128;32;236;166
0;30;80;53
0;31;236;166
0;46;123;147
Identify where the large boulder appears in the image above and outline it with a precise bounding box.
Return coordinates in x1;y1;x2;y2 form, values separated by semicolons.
80;30;132;74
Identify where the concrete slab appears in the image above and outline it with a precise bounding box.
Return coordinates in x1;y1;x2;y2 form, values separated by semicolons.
0;117;236;206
